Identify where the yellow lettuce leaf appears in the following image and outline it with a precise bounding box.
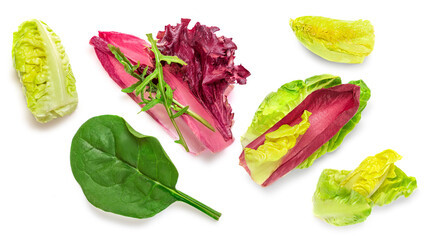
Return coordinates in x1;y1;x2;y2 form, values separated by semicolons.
290;16;375;64
244;110;311;184
340;149;402;197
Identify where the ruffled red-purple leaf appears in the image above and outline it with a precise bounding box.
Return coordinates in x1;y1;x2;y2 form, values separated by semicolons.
157;18;250;141
239;84;361;186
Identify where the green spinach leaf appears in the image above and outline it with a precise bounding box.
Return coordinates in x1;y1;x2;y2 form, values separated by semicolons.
70;115;221;220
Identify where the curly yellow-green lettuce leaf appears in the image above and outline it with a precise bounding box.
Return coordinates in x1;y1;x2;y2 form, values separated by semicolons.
313;169;373;226
313;150;417;226
370;166;417;206
244;111;311;185
290;16;375;64
12;19;78;123
341;150;401;197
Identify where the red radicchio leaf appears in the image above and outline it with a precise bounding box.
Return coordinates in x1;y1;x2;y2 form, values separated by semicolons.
157;18;251;141
239;84;361;186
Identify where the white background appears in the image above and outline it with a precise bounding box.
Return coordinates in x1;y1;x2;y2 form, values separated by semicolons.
1;0;428;239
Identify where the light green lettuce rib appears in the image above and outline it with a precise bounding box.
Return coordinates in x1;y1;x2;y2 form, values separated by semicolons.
12;19;78;123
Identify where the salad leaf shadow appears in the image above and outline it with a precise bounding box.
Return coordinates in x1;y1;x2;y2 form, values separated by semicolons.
168;201;221;222
85;197;218;225
312;212;368;230
294;41;372;67
85;200;151;226
25;106;76;129
189;150;223;163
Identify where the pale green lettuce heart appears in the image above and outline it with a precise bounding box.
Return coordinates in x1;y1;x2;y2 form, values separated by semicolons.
313;169;373;226
12;19;78;123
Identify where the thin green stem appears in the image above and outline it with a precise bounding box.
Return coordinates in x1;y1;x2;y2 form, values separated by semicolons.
173;190;221;221
172;99;216;132
151;39;189;152
124;64;215;133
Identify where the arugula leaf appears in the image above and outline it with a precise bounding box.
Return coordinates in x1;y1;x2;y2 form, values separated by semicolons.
70;115;221;220
109;34;215;152
173;106;190;119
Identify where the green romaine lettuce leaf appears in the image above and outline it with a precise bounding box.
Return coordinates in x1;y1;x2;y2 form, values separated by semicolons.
313;150;417;226
313;169;373;226
12;19;78;123
371;166;417;206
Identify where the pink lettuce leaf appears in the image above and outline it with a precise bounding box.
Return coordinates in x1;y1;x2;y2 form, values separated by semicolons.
90;34;206;154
